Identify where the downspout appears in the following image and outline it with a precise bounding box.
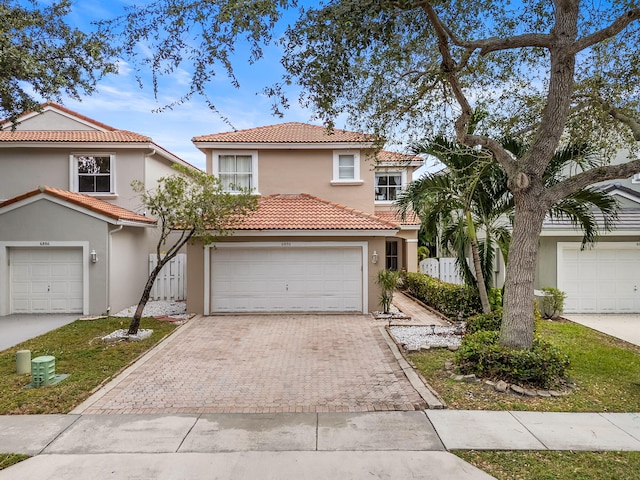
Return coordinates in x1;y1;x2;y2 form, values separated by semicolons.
107;225;124;315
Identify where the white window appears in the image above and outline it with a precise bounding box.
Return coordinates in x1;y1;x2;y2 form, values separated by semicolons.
332;150;362;184
71;154;115;194
632;173;640;184
375;172;403;201
214;151;258;193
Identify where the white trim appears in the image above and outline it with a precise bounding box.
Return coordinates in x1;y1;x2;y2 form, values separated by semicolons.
211;149;259;194
632;173;640;184
203;241;368;314
375;160;424;167
608;189;640;204
332;150;361;183
540;228;640;237
0;241;90;316
374;170;407;203
69;152;116;195
405;238;419;243
195;141;374;150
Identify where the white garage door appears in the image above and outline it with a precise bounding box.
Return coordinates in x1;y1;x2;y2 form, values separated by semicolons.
558;243;640;313
210;246;363;313
10;247;83;314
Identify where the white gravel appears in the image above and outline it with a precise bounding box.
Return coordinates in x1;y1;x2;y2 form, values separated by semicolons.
112;300;188;319
102;329;153;342
390;325;463;349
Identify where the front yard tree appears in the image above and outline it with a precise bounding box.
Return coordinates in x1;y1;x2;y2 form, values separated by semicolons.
111;1;640;350
0;0;116;124
276;1;640;350
128;166;257;335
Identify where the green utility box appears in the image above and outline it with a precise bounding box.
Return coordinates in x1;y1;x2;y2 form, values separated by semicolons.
31;356;56;387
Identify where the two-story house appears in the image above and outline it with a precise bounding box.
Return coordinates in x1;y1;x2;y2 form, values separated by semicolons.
0;103;190;317
186;122;422;315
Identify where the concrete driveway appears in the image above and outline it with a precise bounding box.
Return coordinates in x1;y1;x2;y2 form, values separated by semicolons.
73;314;427;415
562;314;640;347
0;314;79;351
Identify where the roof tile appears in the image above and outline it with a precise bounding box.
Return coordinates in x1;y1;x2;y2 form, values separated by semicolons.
193;122;375;144
374;210;421;226
0;186;155;225
233;194;398;230
0;130;151;143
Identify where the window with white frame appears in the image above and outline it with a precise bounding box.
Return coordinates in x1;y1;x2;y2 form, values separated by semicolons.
375;172;403;201
216;153;256;192
332;150;361;183
72;154;114;194
633;173;640;184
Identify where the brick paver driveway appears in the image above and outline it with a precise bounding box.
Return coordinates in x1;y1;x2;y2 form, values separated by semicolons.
77;315;426;414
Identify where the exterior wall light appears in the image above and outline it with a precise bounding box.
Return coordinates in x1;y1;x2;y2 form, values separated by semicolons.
371;250;379;264
90;249;98;263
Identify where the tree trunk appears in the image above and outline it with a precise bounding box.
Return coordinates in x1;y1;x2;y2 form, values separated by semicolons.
127;264;164;335
499;190;547;349
467;211;491;314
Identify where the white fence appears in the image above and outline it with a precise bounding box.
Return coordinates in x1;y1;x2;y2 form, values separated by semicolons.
419;257;467;285
149;253;187;301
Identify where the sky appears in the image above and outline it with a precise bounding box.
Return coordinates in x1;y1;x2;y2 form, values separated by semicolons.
45;0;350;170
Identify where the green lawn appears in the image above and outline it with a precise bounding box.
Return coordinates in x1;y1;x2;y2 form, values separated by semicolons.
456;451;640;480
409;319;640;412
0;454;29;471
0;317;179;414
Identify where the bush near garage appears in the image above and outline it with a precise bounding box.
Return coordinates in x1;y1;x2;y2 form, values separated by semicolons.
465;308;503;334
455;330;571;388
401;271;482;320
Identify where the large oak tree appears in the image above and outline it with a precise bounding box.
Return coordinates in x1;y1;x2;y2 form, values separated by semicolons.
111;0;640;349
0;0;116;124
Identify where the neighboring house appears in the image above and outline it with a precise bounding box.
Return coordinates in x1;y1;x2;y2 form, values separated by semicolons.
0;103;190;316
187;122;423;314
536;150;640;313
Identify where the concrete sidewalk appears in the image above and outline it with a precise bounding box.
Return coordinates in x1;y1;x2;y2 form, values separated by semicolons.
1;410;639;479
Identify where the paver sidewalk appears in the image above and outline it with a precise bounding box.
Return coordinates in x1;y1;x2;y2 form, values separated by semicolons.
73;314;427;414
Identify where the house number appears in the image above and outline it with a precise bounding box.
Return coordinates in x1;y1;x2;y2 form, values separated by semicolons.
39;242;50;246
281;242;291;247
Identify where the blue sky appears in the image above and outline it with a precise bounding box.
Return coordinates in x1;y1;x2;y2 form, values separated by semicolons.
52;0;325;169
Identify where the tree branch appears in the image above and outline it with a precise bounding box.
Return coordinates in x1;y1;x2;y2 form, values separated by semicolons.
544;158;640;206
570;9;640;54
421;3;518;176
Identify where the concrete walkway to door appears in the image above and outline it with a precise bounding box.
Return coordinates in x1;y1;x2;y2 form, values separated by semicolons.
73;315;427;415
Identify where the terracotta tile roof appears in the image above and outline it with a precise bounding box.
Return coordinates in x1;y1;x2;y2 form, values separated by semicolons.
0;130;151;143
377;150;423;164
232;194;398;230
0;186;156;225
193;122;375;144
374;210;421;226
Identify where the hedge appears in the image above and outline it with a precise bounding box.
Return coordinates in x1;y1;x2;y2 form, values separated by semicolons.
401;271;482;321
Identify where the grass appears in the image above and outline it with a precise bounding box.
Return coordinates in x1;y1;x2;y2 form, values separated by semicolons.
0;316;179;414
408;319;640;411
0;454;29;471
456;450;640;480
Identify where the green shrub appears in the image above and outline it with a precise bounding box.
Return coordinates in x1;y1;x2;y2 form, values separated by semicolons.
488;287;503;310
465;309;503;334
539;287;568;319
401;271;482;320
376;269;400;313
455;330;570;388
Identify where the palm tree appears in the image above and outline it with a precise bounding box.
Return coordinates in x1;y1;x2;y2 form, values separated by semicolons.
397;137;618;313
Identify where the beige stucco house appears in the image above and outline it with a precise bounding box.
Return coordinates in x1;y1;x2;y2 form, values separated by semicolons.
0;103;190;316
187;122;423;315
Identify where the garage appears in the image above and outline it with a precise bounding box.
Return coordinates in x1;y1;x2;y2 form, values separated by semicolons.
10;247;83;314
558;242;640;313
209;244;364;313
